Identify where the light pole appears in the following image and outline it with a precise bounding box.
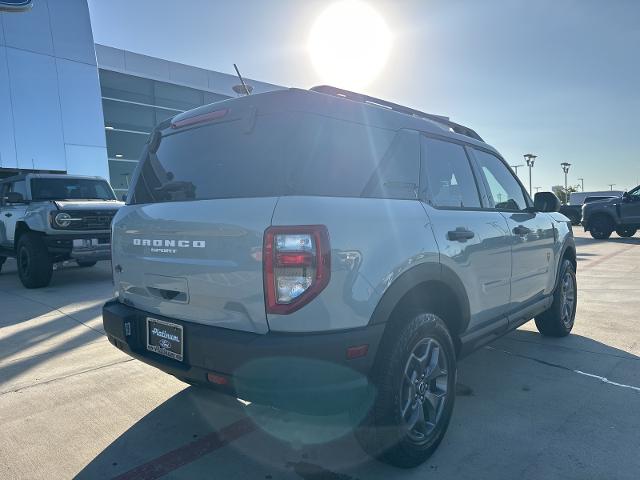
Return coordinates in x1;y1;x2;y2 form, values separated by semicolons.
535;186;541;193
510;164;525;176
524;154;537;196
577;178;584;191
608;183;616;191
561;162;571;204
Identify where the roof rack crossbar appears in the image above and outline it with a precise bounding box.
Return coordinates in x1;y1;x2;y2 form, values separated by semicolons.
310;85;483;142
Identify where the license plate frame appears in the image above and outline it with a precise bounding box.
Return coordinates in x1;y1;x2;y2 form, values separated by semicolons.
146;317;184;362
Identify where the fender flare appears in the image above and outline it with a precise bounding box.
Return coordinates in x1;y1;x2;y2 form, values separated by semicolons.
555;237;576;290
369;262;471;334
13;221;31;249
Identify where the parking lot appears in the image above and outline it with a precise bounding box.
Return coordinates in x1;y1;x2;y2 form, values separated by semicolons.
0;230;639;480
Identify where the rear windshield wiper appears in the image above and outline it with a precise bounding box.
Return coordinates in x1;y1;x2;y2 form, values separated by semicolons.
153;180;196;200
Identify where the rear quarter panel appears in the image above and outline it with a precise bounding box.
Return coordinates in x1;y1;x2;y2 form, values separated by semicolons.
269;197;438;332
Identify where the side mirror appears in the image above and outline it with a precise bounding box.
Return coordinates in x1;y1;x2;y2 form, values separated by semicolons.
534;192;560;212
622;192;631;202
121;193;127;202
5;191;26;204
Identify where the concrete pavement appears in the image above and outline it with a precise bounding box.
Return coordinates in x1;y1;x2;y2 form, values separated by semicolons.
1;231;639;479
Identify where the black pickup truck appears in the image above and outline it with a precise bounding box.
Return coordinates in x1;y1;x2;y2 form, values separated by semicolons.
582;186;640;239
560;195;618;225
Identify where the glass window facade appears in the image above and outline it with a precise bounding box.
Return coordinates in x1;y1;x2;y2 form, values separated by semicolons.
98;69;230;196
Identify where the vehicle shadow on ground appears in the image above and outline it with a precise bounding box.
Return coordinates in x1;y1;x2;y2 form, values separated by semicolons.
574;235;640;246
0;259;114;392
0;258;113;291
77;330;640;480
0;303;108;393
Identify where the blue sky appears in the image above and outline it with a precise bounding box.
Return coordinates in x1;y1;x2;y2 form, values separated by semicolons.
88;0;640;192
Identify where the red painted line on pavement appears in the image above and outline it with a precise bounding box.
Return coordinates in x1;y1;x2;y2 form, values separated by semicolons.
580;244;636;271
112;417;256;480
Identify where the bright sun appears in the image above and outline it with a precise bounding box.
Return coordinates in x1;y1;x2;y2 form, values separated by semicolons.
308;0;392;90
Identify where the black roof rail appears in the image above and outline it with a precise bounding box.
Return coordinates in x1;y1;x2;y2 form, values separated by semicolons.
310;85;483;142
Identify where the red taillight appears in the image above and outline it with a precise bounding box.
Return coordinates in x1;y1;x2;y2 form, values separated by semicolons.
170;108;229;129
263;225;330;314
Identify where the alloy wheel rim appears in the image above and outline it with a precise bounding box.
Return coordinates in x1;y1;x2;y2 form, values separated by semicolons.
560;271;576;328
400;337;449;443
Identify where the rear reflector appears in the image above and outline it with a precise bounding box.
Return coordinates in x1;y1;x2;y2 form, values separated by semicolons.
264;225;330;315
171;109;229;129
346;344;369;359
207;372;229;385
276;252;313;266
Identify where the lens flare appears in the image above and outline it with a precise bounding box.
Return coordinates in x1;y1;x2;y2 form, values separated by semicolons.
308;0;392;90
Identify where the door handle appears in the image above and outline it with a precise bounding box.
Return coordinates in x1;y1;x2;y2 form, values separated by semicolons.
513;225;531;236
4;213;12;218
447;227;475;242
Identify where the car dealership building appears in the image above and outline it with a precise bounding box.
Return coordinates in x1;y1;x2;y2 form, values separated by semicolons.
0;0;283;196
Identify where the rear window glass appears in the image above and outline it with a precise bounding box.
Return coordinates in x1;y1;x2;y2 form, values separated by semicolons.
131;112;419;204
421;137;481;208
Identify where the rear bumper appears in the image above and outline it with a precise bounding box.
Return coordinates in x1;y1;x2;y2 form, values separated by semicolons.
102;299;385;413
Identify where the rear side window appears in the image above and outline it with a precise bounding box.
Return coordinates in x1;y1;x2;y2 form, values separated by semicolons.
473;149;528;211
131;112;418;204
421;137;481;208
289;117;415;198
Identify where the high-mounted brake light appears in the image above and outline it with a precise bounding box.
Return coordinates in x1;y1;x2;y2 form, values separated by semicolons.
263;225;331;314
170;108;229;129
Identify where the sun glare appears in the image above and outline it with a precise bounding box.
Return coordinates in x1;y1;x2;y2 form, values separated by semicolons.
308;0;392;90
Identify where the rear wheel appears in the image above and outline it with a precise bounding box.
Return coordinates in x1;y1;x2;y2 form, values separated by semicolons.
354;313;456;468
589;215;613;239
17;233;53;288
616;228;637;238
535;259;577;337
76;260;98;267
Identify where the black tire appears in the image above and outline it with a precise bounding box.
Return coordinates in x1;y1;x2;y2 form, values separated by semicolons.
17;233;53;289
76;260;98;267
589;215;613;239
616;228;637;238
354;313;456;468
535;259;577;337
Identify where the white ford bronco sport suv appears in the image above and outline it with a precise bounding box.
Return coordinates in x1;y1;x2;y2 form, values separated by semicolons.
0;174;122;288
103;86;577;467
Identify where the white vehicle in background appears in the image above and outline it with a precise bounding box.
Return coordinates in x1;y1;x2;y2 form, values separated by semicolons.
568;190;623;205
0;174;123;288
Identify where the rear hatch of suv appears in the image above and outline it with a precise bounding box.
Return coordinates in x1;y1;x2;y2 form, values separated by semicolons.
113;90;412;334
112;105;296;334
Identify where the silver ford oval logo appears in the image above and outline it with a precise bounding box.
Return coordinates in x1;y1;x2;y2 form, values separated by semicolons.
159;339;172;350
